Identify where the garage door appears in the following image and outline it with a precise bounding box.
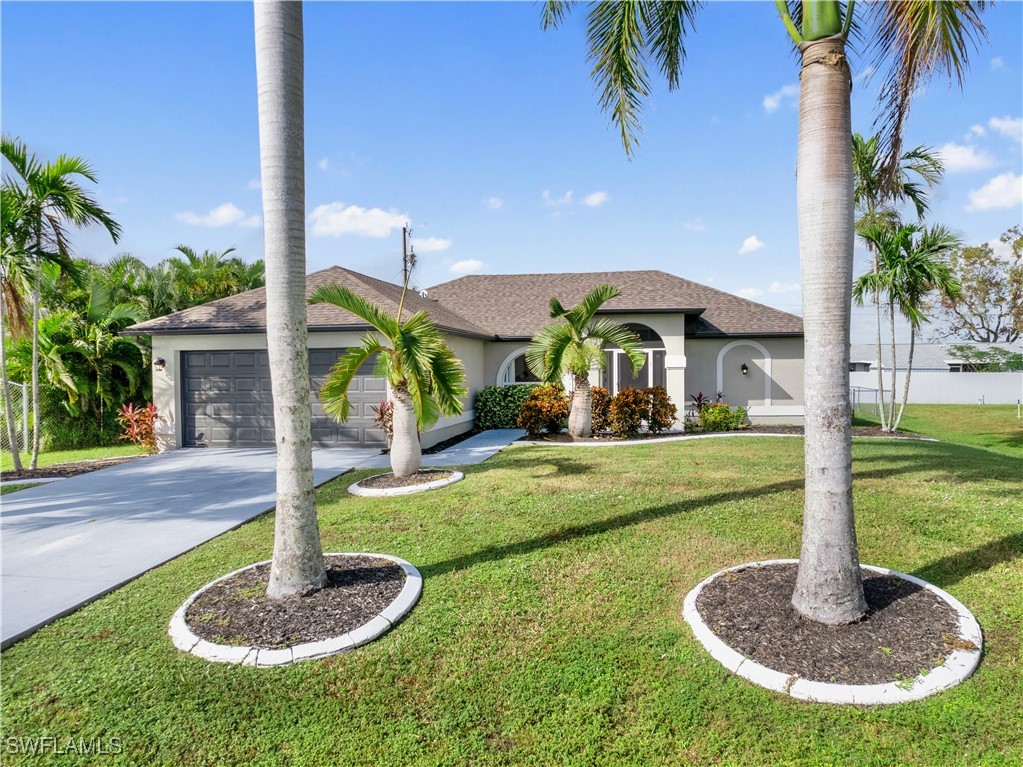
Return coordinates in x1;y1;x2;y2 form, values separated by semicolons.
182;349;387;448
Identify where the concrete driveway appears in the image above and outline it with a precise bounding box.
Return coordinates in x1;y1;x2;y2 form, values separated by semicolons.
0;447;378;648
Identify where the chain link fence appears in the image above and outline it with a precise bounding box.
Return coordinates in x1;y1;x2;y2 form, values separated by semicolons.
849;385;881;419
0;381;32;453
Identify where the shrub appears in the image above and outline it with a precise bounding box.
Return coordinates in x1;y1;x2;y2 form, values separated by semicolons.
646;386;677;433
590;386;611;433
474;385;539;430
699;403;747;432
371;400;393;446
608;387;649;438
117;402;162;454
516;384;569;437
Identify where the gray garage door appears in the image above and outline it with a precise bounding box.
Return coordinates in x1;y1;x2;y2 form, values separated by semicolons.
182;349;387;448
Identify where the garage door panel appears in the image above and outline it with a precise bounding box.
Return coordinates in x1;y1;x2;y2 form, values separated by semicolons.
183;349;386;448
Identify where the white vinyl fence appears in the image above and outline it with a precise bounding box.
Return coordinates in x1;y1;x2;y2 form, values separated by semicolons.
849;371;1023;406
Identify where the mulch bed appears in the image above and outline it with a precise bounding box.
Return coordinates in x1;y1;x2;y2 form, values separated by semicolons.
521;432;683;443
185;554;406;649
359;469;454;489
1;455;142;481
520;427;929;442
695;563;969;685
742;425;929;439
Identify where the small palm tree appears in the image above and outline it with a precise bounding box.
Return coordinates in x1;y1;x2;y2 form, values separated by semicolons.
309;283;468;479
525;285;645;439
854;221;962;432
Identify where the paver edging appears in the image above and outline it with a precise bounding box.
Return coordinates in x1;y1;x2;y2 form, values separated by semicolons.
682;559;982;705
169;552;422;666
348;470;464;497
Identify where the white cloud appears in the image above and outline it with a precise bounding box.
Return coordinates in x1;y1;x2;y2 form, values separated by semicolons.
309;202;406;238
247;178;261;190
736;288;763;299
988;237;1014;261
988;116;1023;144
965;172;1023;212
542;190;573;207
484;196;503;210
682;218;705;232
240;215;262;228
449;259;483;274
738;235;765;255
763;84;799;114
936;142;995;172
967;124;986;139
176;202;253;228
412;236;452;253
583;191;609;207
768;281;800;294
991;56;1004;71
317;157;330;171
853;65;875;84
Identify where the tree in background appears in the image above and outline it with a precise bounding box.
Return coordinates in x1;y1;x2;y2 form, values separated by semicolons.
852;133;943;431
542;0;987;624
854;222;962;432
932;225;1022;344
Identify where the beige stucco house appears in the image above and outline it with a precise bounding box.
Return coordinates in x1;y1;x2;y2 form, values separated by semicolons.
124;267;805;450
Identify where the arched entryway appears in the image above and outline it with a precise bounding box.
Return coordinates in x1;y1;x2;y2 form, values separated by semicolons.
599;323;666;394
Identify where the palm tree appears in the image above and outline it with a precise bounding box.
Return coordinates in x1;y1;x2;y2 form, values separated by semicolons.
854;222;962;432
852;133;944;431
309;282;468;478
1;189;28;469
525;285;644;438
543;1;986;624
254;0;327;599
1;135;120;469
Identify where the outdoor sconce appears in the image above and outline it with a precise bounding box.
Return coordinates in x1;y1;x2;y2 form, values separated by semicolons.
154;358;166;372
740;363;749;376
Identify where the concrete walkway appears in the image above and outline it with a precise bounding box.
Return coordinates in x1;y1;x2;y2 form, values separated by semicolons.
0;430;523;648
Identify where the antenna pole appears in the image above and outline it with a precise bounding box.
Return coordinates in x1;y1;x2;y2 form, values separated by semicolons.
397;223;416;324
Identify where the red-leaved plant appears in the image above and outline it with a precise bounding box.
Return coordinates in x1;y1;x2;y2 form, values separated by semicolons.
117;402;162;454
371;399;394;446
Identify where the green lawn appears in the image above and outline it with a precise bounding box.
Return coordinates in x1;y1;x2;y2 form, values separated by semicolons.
854;403;1022;457
2;436;1021;766
0;444;141;473
0;482;43;495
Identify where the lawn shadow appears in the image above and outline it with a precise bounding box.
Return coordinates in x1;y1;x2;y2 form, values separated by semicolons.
912;532;1023;590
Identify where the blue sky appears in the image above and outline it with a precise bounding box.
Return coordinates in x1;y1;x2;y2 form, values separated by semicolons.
3;1;1021;342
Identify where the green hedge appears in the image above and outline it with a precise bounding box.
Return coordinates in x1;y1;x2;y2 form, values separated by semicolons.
474;385;539;430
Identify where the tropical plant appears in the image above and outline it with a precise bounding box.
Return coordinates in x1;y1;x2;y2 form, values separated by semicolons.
1;135;119;469
945;344;1023;372
542;0;987;624
590;386;611;433
516;383;570;438
473;384;539;430
852;133;944;431
699;403;748;433
371;399;394;447
525;285;644;438
117;402;161;454
607;387;648;438
309;282;468;479
646;386;677;433
254;0;327;599
854;221;962;431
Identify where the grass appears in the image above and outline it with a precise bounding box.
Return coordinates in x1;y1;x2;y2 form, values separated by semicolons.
0;444;141;472
2;434;1021;765
853;403;1022;457
0;482;44;495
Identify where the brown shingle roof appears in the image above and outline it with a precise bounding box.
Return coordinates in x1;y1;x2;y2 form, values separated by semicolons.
425;270;803;338
123;266;491;338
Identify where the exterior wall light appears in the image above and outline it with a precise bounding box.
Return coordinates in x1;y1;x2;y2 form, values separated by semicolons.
154;358;166;372
740;363;749;376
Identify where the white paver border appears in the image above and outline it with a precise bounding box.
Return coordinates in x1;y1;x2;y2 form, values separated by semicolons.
169;553;422;666
348;470;464;497
682;559;982;705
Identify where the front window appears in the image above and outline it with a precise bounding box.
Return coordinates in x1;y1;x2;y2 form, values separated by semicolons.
500;354;540;385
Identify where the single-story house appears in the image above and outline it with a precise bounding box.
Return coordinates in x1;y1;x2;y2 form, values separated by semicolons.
849;342;1021;373
124;267;805;450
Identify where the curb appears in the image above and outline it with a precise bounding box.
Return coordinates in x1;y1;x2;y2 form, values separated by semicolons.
682;559;982;705
349;470;464;497
169;553;422;666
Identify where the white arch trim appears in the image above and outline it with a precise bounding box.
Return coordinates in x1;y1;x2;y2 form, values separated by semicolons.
716;340;773;406
496;346;531;386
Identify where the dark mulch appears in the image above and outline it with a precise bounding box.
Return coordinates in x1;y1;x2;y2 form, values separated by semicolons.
521;431;683;443
1;455;142;481
185;554;406;649
696;563;969;685
519;427;928;442
741;425;929;439
359;469;454;489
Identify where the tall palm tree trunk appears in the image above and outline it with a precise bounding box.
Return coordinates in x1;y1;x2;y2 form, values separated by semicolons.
389;384;421;478
887;298;898;430
790;34;867;625
29;251;41;468
893;328;915;432
568;373;593;438
254;0;326;599
0;287;23;471
873;291;887;429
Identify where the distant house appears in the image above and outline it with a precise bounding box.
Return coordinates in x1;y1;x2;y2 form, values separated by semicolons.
124;268;806;450
850;343;1021;373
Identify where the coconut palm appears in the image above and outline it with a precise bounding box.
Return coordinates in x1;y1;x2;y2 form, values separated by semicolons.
309;282;468;479
254;0;327;598
854;221;962;432
852;133;944;430
543;1;987;623
1;135;120;468
525;285;644;438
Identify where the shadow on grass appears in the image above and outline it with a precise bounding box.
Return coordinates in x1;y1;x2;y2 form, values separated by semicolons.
912;532;1023;590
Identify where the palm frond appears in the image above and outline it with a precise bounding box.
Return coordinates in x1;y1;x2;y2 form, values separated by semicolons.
320;337;388;423
645;1;699;91
428;347;467;418
541;0;572;30
587;317;645;372
526;322;575;383
308;283;400;338
566;283;622;328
